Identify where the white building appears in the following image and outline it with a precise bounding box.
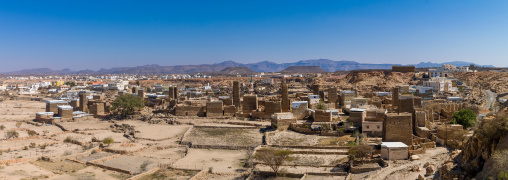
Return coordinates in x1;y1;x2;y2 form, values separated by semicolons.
381;142;409;160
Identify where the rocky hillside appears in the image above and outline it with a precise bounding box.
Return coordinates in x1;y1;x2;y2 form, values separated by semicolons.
440;112;508;179
455;72;508;96
333;70;416;92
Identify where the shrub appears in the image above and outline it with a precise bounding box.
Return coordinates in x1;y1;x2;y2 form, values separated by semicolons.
0;125;5;130
5;130;19;139
15;122;22;128
347;145;373;163
27;130;37;137
103;137;114;146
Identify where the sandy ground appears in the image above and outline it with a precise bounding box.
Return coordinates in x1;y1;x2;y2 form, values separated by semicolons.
47;166;132;180
184;127;263;147
51;132;93;144
58;121;114;131
100;155;160;174
172;149;247;173
119;120;190;140
0;138;56;151
79;130;130;143
135;146;186;164
0;162;54;180
0;142;83;160
0;100;45;121
105;142;146;153
137;168;199;180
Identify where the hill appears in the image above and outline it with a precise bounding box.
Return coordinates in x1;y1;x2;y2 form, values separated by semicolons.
279;66;327;73
219;67;256;74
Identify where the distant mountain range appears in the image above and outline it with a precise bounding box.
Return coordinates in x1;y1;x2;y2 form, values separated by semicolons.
0;59;497;75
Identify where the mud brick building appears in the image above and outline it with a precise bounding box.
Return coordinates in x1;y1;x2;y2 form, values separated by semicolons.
132;86;139;94
175;105;206;116
58;105;74;118
36;112;54;122
281;82;290;112
264;100;282;118
292;101;309;120
328;87;338;105
46;100;68;114
392;87;400;108
392;65;415;72
242;95;258;112
206;101;223;117
398;95;414;113
233;81;240;107
138;89;145;98
383;113;413;146
223;105;237;116
79;91;88;112
313;109;332;122
70;99;79;111
349;108;366;127
89;103;105;117
219;97;233;106
312;84;320;97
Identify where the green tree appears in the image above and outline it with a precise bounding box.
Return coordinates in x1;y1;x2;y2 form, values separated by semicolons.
103;137;114;146
347;145;373;163
453;109;477;129
254;149;293;176
111;94;145;117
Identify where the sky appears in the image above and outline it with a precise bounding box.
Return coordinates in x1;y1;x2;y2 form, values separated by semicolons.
0;0;507;72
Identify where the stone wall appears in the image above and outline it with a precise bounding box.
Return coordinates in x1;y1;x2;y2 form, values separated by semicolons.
398;97;414;113
383;113;413;146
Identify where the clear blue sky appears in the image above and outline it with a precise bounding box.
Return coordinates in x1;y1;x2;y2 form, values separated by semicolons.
1;0;507;72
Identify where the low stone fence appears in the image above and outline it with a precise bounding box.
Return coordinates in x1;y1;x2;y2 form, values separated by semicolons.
87;161;133;175
189;169;208;180
268;145;351;150
127;167;160;180
190;144;256;150
179;126;194;144
193;125;258;129
256;148;347;155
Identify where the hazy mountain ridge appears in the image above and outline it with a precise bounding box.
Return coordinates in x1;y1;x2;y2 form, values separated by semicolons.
0;60;496;75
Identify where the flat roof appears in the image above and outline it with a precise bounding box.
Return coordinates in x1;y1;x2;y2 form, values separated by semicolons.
350;108;366;112
381;142;409;148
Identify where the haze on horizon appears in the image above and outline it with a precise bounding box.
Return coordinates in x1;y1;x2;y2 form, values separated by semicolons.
0;0;507;72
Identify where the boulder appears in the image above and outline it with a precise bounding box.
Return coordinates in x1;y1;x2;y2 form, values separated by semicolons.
410;155;420;161
418;174;425;180
426;165;435;176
